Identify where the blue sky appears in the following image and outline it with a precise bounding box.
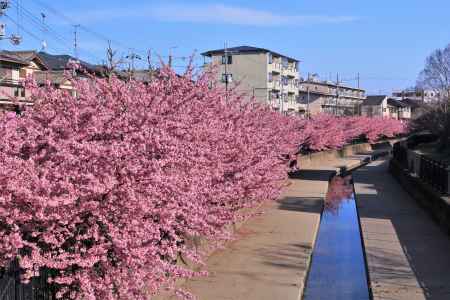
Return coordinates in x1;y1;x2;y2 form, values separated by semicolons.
1;0;449;94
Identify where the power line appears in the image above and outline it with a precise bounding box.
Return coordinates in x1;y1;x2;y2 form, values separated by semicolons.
7;0;101;61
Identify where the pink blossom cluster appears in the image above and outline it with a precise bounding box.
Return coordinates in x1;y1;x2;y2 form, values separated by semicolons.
0;69;302;299
297;114;407;152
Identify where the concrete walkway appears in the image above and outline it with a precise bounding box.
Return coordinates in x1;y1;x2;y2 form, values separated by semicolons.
354;159;450;300
172;156;366;300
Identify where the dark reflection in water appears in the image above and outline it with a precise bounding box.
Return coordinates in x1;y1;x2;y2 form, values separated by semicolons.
303;175;370;300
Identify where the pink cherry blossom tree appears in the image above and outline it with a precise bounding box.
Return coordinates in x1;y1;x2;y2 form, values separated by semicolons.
0;68;301;299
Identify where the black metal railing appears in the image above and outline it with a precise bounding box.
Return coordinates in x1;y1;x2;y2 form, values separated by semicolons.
392;142;408;168
419;155;449;194
0;261;54;300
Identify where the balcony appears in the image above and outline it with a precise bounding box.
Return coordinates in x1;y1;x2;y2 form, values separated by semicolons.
268;80;281;91
0;78;22;87
268;63;282;74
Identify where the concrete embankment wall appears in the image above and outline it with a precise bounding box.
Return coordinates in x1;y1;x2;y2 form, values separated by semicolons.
298;140;396;168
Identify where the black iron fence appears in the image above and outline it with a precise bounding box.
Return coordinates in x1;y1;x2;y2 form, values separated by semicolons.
0;261;54;300
419;155;449;194
392;142;408;168
392;141;449;195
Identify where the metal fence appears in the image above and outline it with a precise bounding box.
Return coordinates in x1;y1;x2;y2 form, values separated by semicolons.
0;261;54;300
419;155;449;194
393;141;449;195
393;142;408;168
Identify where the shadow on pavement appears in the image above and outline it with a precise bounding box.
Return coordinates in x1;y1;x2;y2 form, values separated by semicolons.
277;196;323;213
354;160;450;300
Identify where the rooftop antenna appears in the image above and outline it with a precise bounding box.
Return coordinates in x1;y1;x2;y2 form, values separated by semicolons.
168;46;178;68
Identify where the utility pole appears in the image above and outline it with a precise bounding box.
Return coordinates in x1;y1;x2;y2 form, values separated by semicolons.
335;73;340;116
357;72;360;89
40;12;47;50
126;49;141;80
306;72;310;119
280;69;284;114
73;24;80;59
224;42;229;101
168;46;177;68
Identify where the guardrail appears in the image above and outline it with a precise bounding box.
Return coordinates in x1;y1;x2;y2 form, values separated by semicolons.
0;261;54;300
393;141;449;195
419;155;449;194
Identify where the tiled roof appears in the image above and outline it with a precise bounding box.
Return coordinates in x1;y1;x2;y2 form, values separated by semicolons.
0;50;48;69
401;98;422;108
387;98;408;108
363;95;387;106
201;45;299;62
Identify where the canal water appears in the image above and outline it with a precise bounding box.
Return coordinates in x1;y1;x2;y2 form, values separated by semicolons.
303;175;371;300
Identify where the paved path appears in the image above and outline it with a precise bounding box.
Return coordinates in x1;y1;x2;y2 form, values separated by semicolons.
354;159;450;300
171;157;365;300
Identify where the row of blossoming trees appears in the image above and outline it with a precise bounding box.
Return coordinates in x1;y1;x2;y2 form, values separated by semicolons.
0;68;406;299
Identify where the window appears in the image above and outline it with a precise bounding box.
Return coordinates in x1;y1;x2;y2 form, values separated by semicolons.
268;73;273;82
221;73;232;83
221;55;232;64
14;87;25;97
19;68;27;78
268;53;273;64
282;57;288;68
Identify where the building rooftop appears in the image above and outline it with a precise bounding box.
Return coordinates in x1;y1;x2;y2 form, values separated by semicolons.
302;79;365;92
387;98;408;108
201;45;299;62
400;98;422;108
0;50;46;67
363;95;387;105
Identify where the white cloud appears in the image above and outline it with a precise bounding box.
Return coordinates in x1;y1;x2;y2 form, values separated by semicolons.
68;3;358;27
153;4;358;26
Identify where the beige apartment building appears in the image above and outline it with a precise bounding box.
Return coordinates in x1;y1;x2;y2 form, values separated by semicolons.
201;46;301;115
297;78;366;116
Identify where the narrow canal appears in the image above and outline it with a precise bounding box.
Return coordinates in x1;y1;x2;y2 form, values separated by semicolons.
303;174;371;300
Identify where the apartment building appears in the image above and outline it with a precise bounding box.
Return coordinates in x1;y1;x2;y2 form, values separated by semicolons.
201;46;301;115
392;88;440;103
297;78;366;116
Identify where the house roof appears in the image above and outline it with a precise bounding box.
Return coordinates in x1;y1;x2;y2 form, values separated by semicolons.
302;80;365;92
201;45;299;62
0;53;28;65
387;98;408;108
0;50;48;69
401;98;422;108
363;95;387;106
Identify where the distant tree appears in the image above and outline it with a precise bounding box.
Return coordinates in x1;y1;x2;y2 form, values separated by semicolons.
414;44;450;149
417;44;450;101
104;40;124;79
